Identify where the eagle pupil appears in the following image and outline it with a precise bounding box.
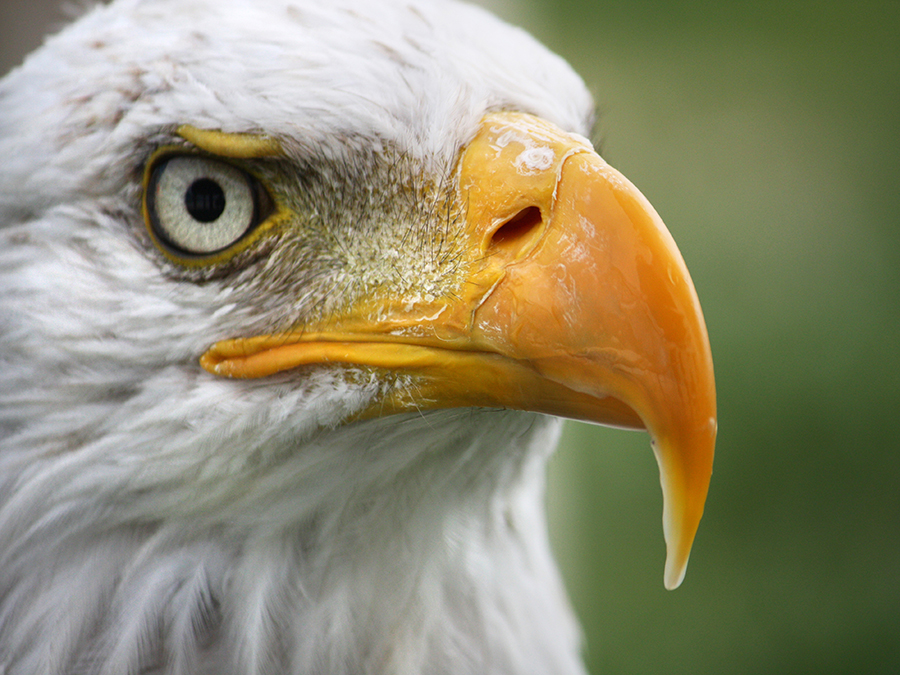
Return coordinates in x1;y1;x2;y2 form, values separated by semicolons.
184;178;226;222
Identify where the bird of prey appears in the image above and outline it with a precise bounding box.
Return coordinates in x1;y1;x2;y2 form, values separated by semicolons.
0;0;716;673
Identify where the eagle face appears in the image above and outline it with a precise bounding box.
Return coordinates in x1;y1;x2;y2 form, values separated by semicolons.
0;1;716;674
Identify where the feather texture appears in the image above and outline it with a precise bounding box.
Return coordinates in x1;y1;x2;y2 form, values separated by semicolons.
0;0;596;672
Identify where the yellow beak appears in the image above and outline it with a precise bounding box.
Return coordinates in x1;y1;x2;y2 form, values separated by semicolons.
201;112;717;589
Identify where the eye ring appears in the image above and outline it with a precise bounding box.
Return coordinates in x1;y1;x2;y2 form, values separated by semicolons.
145;155;269;258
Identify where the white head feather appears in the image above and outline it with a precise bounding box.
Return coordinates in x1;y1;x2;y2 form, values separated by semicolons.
0;1;596;673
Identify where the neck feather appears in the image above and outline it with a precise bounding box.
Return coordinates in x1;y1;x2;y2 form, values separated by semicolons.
0;408;585;675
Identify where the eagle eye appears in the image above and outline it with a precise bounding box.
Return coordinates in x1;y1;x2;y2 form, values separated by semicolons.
145;155;270;258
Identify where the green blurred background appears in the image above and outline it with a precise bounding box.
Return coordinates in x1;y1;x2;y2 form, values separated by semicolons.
518;1;900;673
2;1;898;673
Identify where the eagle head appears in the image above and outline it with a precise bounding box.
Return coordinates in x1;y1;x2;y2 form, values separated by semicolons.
0;1;716;673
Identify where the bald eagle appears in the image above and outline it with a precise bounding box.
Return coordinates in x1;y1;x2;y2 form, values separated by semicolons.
0;0;716;673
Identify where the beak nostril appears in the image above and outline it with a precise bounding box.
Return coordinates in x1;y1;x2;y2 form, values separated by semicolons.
487;206;543;255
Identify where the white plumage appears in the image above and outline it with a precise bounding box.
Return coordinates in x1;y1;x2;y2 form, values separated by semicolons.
0;1;716;673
